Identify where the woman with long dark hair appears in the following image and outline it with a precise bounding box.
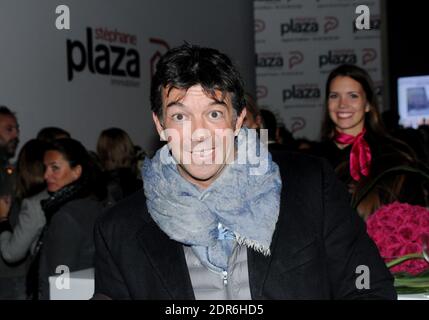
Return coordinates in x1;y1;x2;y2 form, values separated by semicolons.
38;138;105;299
317;64;428;219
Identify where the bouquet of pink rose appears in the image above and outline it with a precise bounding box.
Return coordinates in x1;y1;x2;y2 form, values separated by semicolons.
366;201;429;293
366;202;429;275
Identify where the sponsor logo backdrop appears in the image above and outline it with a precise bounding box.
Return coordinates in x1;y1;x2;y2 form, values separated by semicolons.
254;0;382;140
0;0;254;154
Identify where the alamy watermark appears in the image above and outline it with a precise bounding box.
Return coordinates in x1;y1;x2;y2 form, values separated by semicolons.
55;265;70;290
355;5;371;30
355;265;370;290
55;5;70;30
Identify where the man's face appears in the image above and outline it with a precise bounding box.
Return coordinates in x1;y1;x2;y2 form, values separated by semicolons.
153;84;245;189
0;115;19;159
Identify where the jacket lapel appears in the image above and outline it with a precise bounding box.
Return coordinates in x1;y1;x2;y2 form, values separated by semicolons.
248;161;315;299
136;221;195;299
247;209;282;299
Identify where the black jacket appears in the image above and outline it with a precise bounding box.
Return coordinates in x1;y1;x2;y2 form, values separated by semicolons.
38;197;103;299
314;134;428;211
94;152;396;299
103;168;143;207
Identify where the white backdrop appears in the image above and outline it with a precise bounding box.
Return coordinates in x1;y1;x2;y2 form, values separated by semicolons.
0;0;255;155
254;0;382;140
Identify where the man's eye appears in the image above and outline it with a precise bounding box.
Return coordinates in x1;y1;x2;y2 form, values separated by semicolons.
172;114;185;121
208;111;223;119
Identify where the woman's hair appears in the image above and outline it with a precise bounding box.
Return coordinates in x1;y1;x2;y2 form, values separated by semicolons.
46;138;105;198
15;139;48;199
47;138;90;171
96;128;137;172
321;64;387;141
37;127;70;143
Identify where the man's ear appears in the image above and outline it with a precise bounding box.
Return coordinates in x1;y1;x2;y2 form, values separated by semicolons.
234;108;247;136
152;113;167;141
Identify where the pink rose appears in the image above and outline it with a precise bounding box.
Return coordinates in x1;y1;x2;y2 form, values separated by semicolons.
366;202;429;275
398;225;414;242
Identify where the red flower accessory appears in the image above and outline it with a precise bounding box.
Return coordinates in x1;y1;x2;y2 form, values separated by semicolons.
366;202;429;275
335;127;371;181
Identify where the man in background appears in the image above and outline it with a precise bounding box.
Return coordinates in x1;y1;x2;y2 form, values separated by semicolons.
0;106;19;168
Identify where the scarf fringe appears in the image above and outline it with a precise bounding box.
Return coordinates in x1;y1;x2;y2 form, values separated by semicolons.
235;232;271;256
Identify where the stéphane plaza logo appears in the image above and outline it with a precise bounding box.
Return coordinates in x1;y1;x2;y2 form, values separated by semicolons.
66;27;140;83
318;49;357;69
282;84;321;102
256;51;304;70
281;17;319;36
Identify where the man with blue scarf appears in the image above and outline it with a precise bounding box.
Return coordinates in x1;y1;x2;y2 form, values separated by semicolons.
93;44;396;300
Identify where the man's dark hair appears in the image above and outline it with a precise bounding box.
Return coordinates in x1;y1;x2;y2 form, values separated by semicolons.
150;43;246;120
0;106;16;118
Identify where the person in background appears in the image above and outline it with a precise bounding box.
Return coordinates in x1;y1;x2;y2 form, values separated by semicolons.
259;109;296;152
0;106;19;212
38;138;104;299
242;93;262;129
316;64;428;219
0;106;19;168
97;128;142;207
293;138;314;152
381;110;428;164
418;124;429;162
93;44;395;300
0;139;49;299
393;127;428;164
0;106;22;299
36;127;70;143
133;145;147;175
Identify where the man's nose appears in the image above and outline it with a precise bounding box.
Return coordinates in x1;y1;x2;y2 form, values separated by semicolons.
191;118;210;142
10;127;19;139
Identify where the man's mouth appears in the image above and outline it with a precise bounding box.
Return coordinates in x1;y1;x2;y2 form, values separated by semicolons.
7;139;18;148
188;148;215;163
191;148;214;156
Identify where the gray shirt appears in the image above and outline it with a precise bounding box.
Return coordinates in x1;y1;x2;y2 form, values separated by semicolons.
184;243;252;300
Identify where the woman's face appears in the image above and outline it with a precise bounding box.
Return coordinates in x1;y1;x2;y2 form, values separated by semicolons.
328;76;370;136
44;150;82;192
